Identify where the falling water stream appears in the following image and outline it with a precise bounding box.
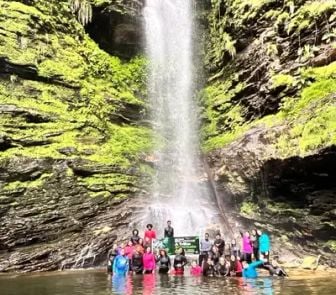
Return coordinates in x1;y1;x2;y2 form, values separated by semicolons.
143;0;223;235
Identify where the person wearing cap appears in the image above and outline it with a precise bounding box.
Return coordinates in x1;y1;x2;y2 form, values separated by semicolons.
144;223;157;247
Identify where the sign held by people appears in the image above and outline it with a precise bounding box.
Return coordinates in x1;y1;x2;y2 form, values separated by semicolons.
174;236;200;255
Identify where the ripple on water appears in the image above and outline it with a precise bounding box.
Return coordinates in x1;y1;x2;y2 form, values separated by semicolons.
1;270;336;295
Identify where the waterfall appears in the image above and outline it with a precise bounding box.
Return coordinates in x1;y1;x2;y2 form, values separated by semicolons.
143;0;221;236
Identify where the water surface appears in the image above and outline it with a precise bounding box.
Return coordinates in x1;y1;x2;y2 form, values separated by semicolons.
1;270;335;295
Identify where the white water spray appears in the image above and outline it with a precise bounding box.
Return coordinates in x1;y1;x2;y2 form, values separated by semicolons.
143;0;221;236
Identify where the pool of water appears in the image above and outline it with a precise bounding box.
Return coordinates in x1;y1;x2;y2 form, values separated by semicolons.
0;269;335;295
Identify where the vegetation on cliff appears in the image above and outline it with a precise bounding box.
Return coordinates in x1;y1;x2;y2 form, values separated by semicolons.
0;0;152;191
202;0;336;156
202;0;336;264
0;0;151;271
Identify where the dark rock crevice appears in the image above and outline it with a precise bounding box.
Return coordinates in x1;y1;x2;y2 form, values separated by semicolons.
257;146;336;207
0;58;80;89
207;124;336;265
251;147;336;253
85;6;142;59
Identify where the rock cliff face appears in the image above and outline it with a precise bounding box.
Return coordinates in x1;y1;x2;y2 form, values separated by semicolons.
0;0;151;272
201;0;336;265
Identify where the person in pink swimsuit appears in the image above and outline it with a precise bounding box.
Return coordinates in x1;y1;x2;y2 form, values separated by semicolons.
142;246;156;274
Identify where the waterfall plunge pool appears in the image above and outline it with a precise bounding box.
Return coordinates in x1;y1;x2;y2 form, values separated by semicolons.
1;269;335;295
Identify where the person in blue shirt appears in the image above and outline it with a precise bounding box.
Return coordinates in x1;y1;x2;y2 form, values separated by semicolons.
242;260;264;278
258;230;271;262
113;248;129;276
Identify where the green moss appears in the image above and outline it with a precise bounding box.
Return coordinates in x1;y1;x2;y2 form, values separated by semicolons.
201;80;248;151
3;173;53;191
273;62;336;156
324;240;336;253
0;0;153;203
66;167;74;177
0;7;151;166
301;61;336;81
270;74;296;89
87;124;153;167
202;59;336;154
240;201;259;216
277;103;336;156
81;173;136;185
286;0;336;34
88;191;111;198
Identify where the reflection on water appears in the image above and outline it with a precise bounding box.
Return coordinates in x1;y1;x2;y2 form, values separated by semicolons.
0;270;335;295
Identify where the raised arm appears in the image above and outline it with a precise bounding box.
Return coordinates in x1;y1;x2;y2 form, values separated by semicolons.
112;256;117;273
249;260;264;269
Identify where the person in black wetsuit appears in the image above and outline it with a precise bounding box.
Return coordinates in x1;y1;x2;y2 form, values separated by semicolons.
209;245;221;265
174;248;187;275
164;220;174;238
251;229;260;261
107;244;118;273
214;233;225;256
229;239;241;258
214;256;230;277
202;257;215;277
131;245;143;274
164;220;174;254
157;249;171;274
264;259;288;277
131;229;140;245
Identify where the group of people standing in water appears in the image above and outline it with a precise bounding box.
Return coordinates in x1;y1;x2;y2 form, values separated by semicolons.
107;221;287;279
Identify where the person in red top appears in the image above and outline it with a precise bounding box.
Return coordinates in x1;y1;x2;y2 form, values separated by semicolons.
234;256;243;277
144;224;156;246
124;240;134;260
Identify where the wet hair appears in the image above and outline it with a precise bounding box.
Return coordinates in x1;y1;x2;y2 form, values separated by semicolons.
159;249;168;257
176;247;183;255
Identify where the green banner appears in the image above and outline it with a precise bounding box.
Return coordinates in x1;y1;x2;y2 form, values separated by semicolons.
152;236;200;255
152;237;175;255
174;236;200;255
